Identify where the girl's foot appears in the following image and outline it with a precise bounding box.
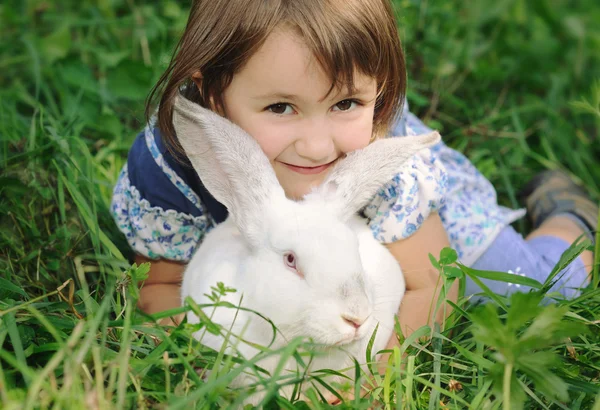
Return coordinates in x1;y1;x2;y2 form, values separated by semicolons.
518;170;598;241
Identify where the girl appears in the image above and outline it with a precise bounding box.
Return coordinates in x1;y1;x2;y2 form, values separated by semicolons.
111;0;596;336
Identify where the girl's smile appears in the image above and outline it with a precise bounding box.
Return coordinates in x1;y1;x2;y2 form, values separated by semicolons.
279;158;339;175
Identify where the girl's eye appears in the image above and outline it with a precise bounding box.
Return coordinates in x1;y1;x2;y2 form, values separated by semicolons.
283;251;303;277
268;103;294;115
333;99;358;112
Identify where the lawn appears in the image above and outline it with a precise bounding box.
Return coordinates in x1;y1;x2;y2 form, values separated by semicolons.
1;0;599;408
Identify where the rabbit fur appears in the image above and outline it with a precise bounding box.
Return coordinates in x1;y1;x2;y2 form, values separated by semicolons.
173;95;441;402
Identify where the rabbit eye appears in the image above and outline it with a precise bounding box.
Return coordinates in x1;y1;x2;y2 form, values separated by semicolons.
284;252;296;268
283;252;302;277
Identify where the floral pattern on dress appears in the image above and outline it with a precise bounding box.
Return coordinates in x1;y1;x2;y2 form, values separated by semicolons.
366;109;526;265
364;148;448;244
111;166;214;261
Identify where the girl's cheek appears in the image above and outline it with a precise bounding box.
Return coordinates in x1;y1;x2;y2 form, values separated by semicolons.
334;107;376;152
226;113;286;160
257;137;286;160
338;122;373;153
247;126;289;160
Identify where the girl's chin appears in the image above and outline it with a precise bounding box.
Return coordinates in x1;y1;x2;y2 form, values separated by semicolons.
283;186;313;200
281;179;324;200
275;166;331;200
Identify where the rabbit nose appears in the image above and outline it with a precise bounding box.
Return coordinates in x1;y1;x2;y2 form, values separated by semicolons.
341;315;365;329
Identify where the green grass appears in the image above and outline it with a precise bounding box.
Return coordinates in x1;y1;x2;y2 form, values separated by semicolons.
1;0;599;408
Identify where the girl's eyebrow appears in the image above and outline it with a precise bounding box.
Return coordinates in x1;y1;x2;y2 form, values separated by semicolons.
252;92;301;101
253;87;373;102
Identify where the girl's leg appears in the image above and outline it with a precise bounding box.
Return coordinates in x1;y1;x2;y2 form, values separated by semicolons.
527;215;593;271
466;170;597;299
466;226;589;299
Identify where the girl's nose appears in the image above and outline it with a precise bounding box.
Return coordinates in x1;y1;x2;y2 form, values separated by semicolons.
293;118;335;162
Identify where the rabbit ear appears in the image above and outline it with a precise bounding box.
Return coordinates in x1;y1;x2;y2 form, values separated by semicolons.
172;95;285;244
320;132;441;220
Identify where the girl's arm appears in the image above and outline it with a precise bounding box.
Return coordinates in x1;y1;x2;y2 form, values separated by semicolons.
135;255;186;325
385;212;457;338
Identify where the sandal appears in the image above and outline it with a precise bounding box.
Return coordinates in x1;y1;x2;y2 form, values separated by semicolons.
518;170;598;238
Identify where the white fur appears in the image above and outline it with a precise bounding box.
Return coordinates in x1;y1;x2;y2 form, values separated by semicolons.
173;95;441;403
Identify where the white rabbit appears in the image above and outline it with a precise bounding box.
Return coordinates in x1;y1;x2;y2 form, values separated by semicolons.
173;95;440;403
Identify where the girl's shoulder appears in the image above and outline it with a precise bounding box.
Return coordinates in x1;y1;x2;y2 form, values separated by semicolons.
110;124;228;261
126;124;228;221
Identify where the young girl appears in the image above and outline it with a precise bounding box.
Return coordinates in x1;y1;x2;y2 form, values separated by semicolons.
111;0;596;336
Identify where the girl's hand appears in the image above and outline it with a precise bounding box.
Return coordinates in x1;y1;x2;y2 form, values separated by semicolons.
136;255;186;326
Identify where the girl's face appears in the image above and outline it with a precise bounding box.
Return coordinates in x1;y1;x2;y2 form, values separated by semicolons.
218;27;378;200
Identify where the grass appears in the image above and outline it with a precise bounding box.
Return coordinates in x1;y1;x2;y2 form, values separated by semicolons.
1;0;599;408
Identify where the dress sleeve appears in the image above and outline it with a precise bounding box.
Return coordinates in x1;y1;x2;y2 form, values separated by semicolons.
363;147;448;243
110;126;215;262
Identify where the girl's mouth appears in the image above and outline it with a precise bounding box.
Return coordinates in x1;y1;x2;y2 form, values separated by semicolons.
281;159;337;175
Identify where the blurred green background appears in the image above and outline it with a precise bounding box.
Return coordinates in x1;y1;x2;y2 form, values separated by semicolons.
1;1;600;408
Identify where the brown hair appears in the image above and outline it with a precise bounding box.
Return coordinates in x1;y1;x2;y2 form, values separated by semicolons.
147;0;406;156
